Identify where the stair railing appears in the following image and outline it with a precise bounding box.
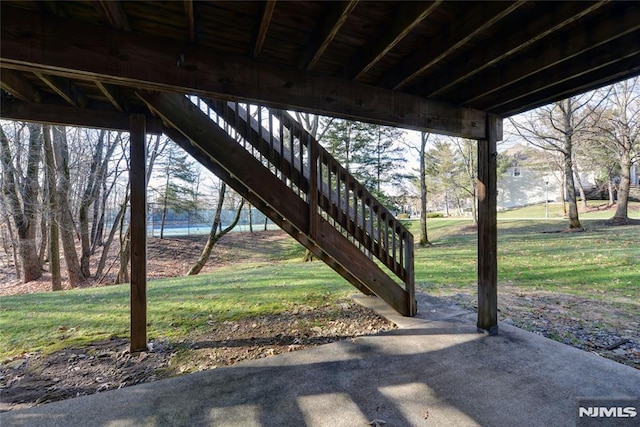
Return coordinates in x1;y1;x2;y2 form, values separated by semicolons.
189;96;414;298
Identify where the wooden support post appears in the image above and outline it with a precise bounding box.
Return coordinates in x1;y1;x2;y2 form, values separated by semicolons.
477;114;500;335
308;136;318;240
129;114;147;352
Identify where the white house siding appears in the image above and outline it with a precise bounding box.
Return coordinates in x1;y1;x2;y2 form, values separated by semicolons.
498;167;561;209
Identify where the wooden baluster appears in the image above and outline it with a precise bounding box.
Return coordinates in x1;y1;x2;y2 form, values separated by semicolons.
257;106;263;163
345;175;351;235
399;229;404;278
327;160;333;215
279;117;285;183
391;220;397;272
360;188;366;250
268;110;274;173
309;136;318;240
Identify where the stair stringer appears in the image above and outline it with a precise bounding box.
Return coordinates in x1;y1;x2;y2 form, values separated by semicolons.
139;91;414;316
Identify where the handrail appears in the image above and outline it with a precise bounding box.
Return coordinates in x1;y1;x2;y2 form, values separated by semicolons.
189;96;414;294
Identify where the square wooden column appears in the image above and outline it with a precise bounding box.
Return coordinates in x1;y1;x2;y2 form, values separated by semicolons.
477;114;501;335
129;114;147;352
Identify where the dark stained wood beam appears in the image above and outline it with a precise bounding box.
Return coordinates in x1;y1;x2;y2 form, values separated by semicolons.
0;69;40;102
38;1;67;18
93;0;131;31
33;73;87;108
382;2;524;91
459;2;640;108
422;1;608;98
477;114;500;335
298;1;358;71
491;52;640;116
253;1;276;58
95;81;128;112
0;98;163;133
183;0;196;44
129;113;147;352
1;6;487;139
349;1;442;81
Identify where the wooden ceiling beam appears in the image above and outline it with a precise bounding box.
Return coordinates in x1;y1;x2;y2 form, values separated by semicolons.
1;6;488;139
0;69;41;102
382;2;524;90
298;1;358;71
349;1;442;81
93;1;131;31
458;3;640;108
0;98;163;133
95;81;128;112
422;1;608;98
34;73;87;108
253;1;276;58
497;57;640;117
481;38;640;115
184;0;196;44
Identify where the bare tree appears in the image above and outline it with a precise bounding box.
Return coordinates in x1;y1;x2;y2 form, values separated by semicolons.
402;131;433;246
451;138;478;226
594;77;639;224
43;125;62;290
187;183;244;275
509;95;603;230
0;123;43;282
51;125;84;286
78;130;119;277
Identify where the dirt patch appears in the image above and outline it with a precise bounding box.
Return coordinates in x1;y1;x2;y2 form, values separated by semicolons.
441;287;640;370
0;301;394;412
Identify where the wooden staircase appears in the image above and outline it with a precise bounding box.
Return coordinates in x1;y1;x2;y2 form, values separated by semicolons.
138;92;416;316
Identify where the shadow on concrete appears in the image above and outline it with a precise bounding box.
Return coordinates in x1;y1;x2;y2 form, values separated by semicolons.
2;293;639;427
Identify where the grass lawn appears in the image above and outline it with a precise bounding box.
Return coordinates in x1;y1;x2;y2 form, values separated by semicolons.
1;203;638;360
409;218;639;301
0;262;354;359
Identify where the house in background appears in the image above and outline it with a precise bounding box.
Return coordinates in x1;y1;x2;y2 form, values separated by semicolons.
497;144;599;210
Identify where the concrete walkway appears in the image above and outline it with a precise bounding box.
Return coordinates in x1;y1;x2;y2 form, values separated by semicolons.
2;292;638;426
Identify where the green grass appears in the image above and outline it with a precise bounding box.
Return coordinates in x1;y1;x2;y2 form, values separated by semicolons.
409;217;640;300
497;201;640;220
1;203;639;359
0;262;354;359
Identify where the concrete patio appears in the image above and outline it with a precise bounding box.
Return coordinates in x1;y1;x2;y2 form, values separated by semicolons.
2;292;638;426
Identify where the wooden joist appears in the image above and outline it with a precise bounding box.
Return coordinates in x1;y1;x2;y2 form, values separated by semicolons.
0;5;486;139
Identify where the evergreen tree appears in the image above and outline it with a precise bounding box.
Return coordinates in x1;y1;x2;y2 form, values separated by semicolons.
153;141;198;239
322;119;407;211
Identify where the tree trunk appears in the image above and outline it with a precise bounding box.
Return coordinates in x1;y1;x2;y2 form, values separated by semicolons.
608;179;615;206
0;124;43;283
187;185;244;275
95;190;128;280
52;126;83;287
6;218;20;279
43;125;62;291
38;207;48;267
613;150;631;221
302;249;314;262
247;203;253;233
564;151;582;229
419;132;431;246
117;227;131;284
560;100;582;230
572;155;588;209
